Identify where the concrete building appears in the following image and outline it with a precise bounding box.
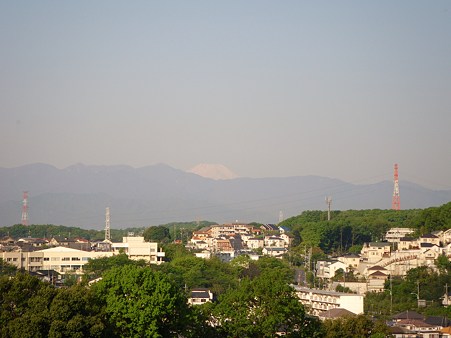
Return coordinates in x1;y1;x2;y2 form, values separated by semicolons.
1;250;44;272
38;246;113;273
385;228;415;243
293;285;364;317
112;236;165;264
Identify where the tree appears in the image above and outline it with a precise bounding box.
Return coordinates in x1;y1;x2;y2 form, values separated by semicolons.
212;270;320;337
159;255;238;296
0;258;17;276
321;315;388;338
0;273;56;337
48;285;107;338
94;265;193;337
83;253;146;280
143;225;171;243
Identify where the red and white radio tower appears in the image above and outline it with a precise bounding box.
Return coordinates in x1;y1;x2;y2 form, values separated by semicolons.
21;191;29;225
392;164;400;210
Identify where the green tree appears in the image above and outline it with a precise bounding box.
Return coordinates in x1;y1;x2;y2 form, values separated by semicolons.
0;258;17;276
94;265;192;337
0;273;56;337
322;314;388;338
83;253;146;280
212;270;320;337
48;285;107;338
143;225;171;243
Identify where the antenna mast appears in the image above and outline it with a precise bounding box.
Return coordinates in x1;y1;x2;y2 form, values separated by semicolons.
392;164;400;210
105;207;111;241
21;191;29;226
325;196;332;221
278;210;284;224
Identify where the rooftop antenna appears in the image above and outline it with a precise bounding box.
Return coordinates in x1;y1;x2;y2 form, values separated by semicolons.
392;163;400;210
325;196;332;221
105;207;111;242
21;191;29;226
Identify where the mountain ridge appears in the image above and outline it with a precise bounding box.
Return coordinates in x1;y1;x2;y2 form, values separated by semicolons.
0;163;450;228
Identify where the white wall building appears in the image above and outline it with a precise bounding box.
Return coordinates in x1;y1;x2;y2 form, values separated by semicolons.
385;228;415;242
38;246;113;273
293;286;364;317
112;236;165;264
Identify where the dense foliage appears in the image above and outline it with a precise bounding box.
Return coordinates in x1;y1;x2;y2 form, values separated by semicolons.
281;202;451;254
0;223;145;242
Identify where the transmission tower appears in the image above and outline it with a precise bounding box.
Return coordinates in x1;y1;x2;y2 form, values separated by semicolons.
325;196;332;221
105;207;111;242
278;210;284;224
21;191;29;226
392;164;400;210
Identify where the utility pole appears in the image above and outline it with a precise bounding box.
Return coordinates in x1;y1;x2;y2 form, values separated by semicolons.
390;273;393;314
445;283;449;306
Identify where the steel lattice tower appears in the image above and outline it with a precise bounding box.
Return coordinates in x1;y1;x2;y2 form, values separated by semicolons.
105;207;111;241
21;191;29;226
392;164;400;210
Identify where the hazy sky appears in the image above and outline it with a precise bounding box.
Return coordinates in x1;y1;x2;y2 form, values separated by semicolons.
1;1;450;189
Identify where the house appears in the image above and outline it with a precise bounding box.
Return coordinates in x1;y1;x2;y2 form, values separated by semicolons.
17;237;49;248
441;326;451;338
361;242;391;263
318;308;355;320
188;288;214;305
398;237;419;251
246;237;264;250
419;234;440;247
279;233;292;247
262;247;287;258
392;310;424;322
440;229;451;245
213;238;234;253
260;224;279;232
395;319;441;338
388;326;417;338
264;236;285;248
338;254;360;269
194;250;211;259
316;260;347;279
385;228;415;243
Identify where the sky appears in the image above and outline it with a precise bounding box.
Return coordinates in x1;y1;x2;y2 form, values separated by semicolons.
0;1;450;189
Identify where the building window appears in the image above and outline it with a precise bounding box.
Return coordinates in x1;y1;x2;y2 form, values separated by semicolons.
43;257;49;261
71;257;80;261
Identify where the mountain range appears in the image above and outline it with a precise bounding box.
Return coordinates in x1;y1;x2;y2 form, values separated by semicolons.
1;163;450;229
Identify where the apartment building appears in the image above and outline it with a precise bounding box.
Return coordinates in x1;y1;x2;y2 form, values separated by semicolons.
293;285;364;317
385;228;415;243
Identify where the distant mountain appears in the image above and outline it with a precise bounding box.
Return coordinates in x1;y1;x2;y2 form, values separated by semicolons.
188;163;239;180
0;163;450;229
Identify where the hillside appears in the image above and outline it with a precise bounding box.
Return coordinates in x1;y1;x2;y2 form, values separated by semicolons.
0;163;450;228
